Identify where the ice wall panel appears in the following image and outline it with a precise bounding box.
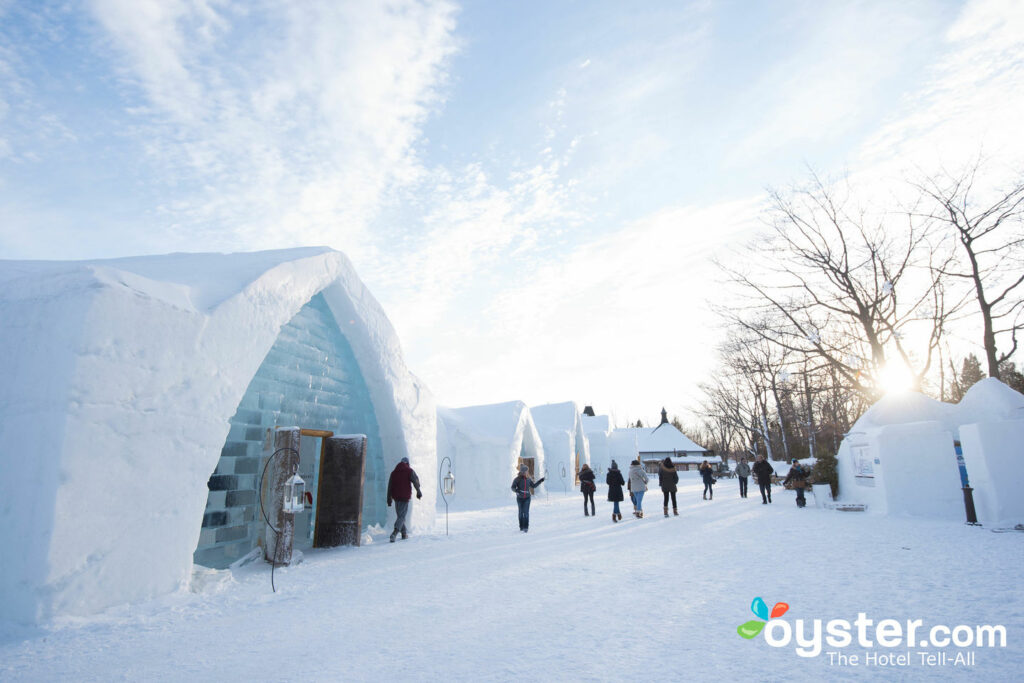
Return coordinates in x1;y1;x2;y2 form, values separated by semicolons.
195;293;384;568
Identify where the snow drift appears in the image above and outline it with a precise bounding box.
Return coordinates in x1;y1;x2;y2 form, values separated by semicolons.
0;248;435;623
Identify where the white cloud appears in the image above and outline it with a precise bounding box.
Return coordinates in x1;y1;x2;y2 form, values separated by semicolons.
85;0;459;253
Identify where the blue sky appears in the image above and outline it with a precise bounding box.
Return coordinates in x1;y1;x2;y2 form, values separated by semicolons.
2;0;1022;424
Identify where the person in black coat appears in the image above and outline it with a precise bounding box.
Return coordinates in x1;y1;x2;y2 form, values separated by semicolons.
579;463;597;516
699;460;715;500
752;455;775;504
605;460;625;522
658;456;679;517
511;464;546;532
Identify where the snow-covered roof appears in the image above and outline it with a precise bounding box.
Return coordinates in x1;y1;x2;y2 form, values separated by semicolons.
439;401;535;444
0;248;435;622
611;424;710;454
850;378;1024;436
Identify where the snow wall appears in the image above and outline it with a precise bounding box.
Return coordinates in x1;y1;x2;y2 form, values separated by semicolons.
0;248;436;623
437;401;545;501
531;402;590;493
582;415;611;475
836;379;1024;522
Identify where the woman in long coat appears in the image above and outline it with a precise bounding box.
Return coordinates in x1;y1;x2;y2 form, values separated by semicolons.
605;460;625;523
658;456;679;517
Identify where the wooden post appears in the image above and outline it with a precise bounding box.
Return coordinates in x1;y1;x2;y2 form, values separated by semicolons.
264;427;300;565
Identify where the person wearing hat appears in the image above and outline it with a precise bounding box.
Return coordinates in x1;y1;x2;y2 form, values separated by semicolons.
387;457;422;543
752;454;775;504
605;460;626;522
511;464;546;532
699;459;715;500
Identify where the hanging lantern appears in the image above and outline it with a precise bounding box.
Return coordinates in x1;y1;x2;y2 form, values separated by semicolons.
283;472;306;514
443;469;455;496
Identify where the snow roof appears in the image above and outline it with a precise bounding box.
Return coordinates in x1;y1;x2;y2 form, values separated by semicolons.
610;424;710;454
581;414;610;434
850;378;1024;436
956;377;1024;425
0;247;435;622
439;401;535;444
530;401;581;433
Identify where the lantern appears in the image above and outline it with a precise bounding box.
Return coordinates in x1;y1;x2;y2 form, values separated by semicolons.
283;472;306;514
443;469;455;496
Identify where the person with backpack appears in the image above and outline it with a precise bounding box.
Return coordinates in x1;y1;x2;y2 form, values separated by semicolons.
511;464;546;532
658;456;679;517
735;457;751;498
752;454;775;505
627;460;649;518
783;459;810;508
606;460;626;522
386;457;423;543
699;460;716;500
579;463;597;516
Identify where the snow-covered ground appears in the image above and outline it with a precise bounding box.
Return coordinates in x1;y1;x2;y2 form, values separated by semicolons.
2;479;1021;682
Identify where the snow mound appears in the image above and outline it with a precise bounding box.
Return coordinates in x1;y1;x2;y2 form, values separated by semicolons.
957;377;1024;424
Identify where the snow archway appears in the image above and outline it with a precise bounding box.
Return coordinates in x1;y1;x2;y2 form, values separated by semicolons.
0;248;435;622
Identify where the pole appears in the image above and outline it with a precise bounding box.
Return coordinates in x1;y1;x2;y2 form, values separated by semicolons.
439;456;451;536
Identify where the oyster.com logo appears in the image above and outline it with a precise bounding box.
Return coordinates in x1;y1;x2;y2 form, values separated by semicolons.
737;596;789;639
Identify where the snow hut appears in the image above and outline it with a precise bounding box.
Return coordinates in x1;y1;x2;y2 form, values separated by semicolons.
0;248;435;623
531;401;590;491
836;379;1024;523
582;413;612;475
437;401;546;500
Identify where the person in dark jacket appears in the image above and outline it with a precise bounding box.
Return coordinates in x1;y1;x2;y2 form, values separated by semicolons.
783;459;810;508
386;457;423;543
658;457;679;517
579;463;597;516
735;457;751;498
699;460;715;500
606;460;625;522
752;454;775;504
511;464;546;532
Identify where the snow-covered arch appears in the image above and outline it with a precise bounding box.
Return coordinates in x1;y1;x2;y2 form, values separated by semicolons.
531;401;591;488
0;248;435;622
437;401;545;501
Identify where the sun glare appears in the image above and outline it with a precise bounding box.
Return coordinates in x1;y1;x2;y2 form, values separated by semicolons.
878;361;915;394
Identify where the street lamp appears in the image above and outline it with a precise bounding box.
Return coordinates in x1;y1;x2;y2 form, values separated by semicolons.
438;456;454;536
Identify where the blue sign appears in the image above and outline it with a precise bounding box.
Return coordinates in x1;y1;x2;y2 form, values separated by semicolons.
954;441;969;487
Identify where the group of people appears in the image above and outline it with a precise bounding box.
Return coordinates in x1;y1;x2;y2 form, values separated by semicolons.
384;453;813;541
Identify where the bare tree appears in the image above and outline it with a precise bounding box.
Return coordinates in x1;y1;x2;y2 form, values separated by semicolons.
915;163;1024;380
717;171;961;401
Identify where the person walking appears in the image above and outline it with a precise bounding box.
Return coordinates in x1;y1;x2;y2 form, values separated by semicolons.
699;460;715;500
386;457;423;543
627;460;649;518
752;454;775;505
579;463;597;517
783;459;810;508
658;456;679;517
511;464;546;532
735;457;751;498
606;460;626;522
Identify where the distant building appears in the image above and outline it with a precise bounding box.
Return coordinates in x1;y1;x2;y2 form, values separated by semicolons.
611;408;718;472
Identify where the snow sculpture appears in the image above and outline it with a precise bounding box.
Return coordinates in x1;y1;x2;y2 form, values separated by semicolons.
531;402;591;488
0;248;435;622
836;379;1024;523
436;401;545;500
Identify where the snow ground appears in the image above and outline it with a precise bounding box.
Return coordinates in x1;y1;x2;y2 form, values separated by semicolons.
1;479;1021;682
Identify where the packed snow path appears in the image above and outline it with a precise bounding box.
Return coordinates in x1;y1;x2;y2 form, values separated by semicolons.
2;478;1021;681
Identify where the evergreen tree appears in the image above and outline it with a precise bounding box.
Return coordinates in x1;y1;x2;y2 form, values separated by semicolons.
635;419;644;428
949;354;986;402
998;360;1024;395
